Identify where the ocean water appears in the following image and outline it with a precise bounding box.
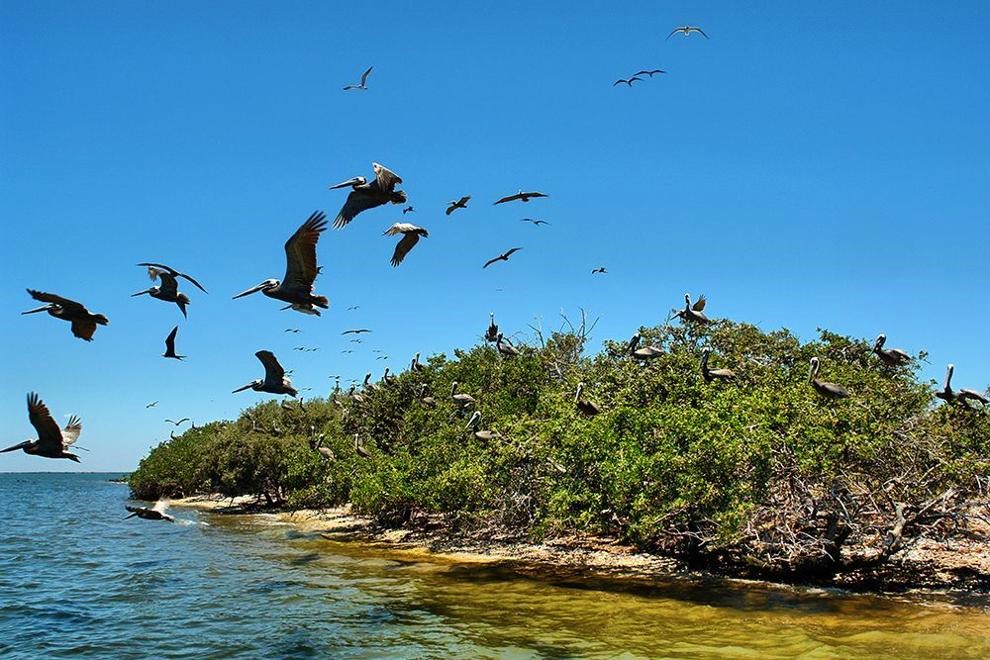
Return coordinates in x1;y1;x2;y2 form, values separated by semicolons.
1;473;989;659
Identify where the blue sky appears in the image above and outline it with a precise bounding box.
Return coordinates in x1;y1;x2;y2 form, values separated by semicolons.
1;1;988;471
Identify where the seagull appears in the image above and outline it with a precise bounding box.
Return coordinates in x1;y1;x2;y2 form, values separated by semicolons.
164;418;190;427
494;190;548;205
520;218;550;226
163;326;185;360
329;162;406;229
483;247;523;269
402;206;415;214
633;69;666;77
124;502;175;523
446;196;470;215
591;267;607;274
342;329;371;335
612;76;643;87
667;26;708;39
343;66;373;90
383;223;429;266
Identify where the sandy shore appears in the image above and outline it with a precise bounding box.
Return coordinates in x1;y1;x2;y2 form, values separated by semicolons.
169;494;990;598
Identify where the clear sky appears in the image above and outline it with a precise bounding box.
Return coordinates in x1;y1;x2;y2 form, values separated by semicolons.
1;1;988;471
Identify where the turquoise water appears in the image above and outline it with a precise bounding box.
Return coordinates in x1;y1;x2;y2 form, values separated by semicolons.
1;473;989;658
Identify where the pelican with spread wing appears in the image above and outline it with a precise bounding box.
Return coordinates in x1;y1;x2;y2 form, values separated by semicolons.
132;263;207;318
2;393;83;462
329;163;407;229
232;351;299;397
383;223;428;266
22;289;109;341
233;211;330;315
124;501;175;522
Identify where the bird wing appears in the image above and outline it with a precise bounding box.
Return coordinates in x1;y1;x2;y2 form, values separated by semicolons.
165;326;179;352
360;66;373;86
138;263;207;293
666;28;680;39
153;499;170;515
692;295;707;311
283;211;327;290
373;162;402;191
333;188;382;228
26;289;87;315
154;270;180;297
523;192;548;199
483;256;502;269
383;223;420;236
62;415;82;447
503;247;523;258
694;27;709;38
391;232;421;267
27;393;63;452
612;79;626;86
255;350;286;381
494;193;523;205
70;319;98;341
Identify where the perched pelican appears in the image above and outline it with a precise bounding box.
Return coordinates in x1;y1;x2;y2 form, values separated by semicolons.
485;313;499;342
675;293;710;324
494;190;548;205
383;223;428;266
124;502;174;522
591;267;607;274
936;364;988;406
574;382;600;417
132;263;207;318
343;65;373;91
872;334;911;367
232;351;298;397
483;247;523;269
634;69;666;77
2;393;83;462
309;429;335;461
411;352;425;372
446;196;470;215
465;411;500;440
667;26;708;39
22;289;109;341
419;384;436;407
354;434;371;458
701;348;736;383
232;211;330;315
164;418;190;427
496;333;520;357
808;358;850;399
520;218;550;226
612;76;643;87
627;334;663;361
329;163;406;229
450;382;476;410
163;326;185;360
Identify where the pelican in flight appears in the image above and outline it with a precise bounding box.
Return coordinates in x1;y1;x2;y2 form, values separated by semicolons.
483;247;523;269
132;263;207;318
627;335;663;361
163;326;185;360
872;334;911;367
612;76;643;87
383;223;428;266
329;163;406;229
936;364;988;406
808;358;850;399
667;26;708;39
233;350;298;397
343;65;373;91
232;211;330;315
574;383;600;417
124;502;174;522
494;190;548;205
675;293;710;324
22;289;109;341
446;196;470;215
701;348;736;383
2;393;82;462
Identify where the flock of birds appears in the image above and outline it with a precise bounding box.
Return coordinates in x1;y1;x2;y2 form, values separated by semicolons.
4;24;987;524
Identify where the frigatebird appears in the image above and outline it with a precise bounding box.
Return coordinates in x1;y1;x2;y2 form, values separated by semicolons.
163;326;185;360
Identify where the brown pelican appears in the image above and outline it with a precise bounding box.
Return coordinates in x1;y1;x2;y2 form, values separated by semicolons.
233;351;298;397
329;163;406;229
343;66;373;91
164;418;190;427
494;191;548;205
627;334;662;361
446;196;470;215
383;223;428;266
132;263;207;318
354;434;371;458
574;382;600;417
872;334;911;367
2;393;82;462
496;333;520;357
451;382;476;410
521;218;550;226
483;247;523;269
485;313;499;342
163;326;185;360
613;76;643;87
124;502;174;522
634;69;666;77
808;358;850;399
701;348;736;383
675;293;710;324
418;384;436;407
342;328;371;335
465;411;500;440
232;211;330;315
667;26;708;39
411;352;425;372
936;364;988;406
591;267;607;274
309;429;335;461
22;289;109;341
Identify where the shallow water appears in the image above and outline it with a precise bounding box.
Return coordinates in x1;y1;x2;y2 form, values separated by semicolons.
1;473;988;658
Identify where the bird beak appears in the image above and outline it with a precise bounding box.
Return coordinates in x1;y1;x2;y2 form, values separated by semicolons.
1;441;32;453
232;283;266;299
20;305;49;315
328;176;362;190
232;383;254;393
130;289;151;297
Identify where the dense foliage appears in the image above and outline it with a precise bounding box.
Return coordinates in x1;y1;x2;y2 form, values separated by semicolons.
130;319;989;579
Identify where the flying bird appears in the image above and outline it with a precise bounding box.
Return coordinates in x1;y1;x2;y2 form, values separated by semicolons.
613;76;643;87
520;218;550;226
232;211;330;315
164;418;190;427
483;247;523;269
2;393;83;462
343;66;373;91
232;350;298;397
22;290;109;341
124;502;174;523
667;26;708;39
342;329;371;335
146;401;158;408
402;206;415;214
634;69;666;77
163;326;185;360
591;267;607;274
347;305;361;311
132;263;207;318
329;162;406;229
284;328;301;333
494;190;548;205
383;223;429;266
446;196;470;215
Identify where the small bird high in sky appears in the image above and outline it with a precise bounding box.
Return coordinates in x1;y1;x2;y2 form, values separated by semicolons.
132;263;207;319
634;69;666;77
494;190;548;205
343;66;373;91
22;290;109;341
164;417;190;427
520;218;549;226
163;326;185;360
667;26;708;39
342;329;371;335
383;223;428;266
2;393;82;462
329;162;406;229
591;267;607;274
483;247;523;269
613;76;643;87
446;196;470;215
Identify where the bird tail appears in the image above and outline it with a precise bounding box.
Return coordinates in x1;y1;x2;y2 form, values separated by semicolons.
312;296;329;309
391;190;408;204
94;314;110;325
